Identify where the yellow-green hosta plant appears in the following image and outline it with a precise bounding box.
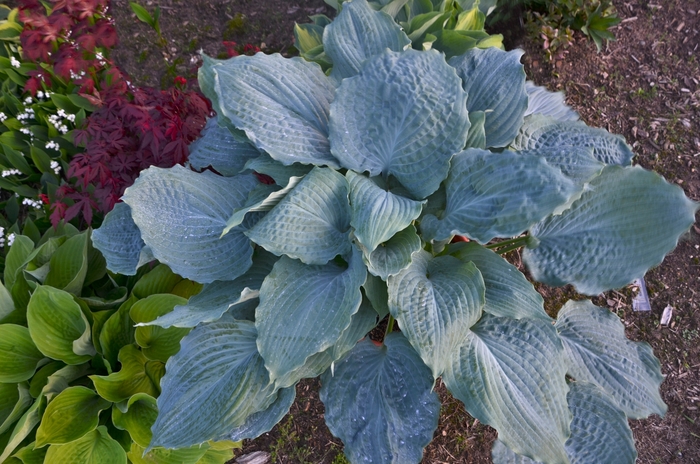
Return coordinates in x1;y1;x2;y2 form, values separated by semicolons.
93;0;697;462
0;227;238;464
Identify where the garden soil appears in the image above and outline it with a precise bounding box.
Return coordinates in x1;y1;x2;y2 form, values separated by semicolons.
102;0;700;462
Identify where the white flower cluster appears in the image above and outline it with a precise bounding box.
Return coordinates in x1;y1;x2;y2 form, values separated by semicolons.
1;169;22;177
7;233;15;247
69;69;87;80
22;197;42;209
16;107;35;121
24;96;32;105
10;56;20;68
48;109;74;134
36;91;51;99
50;160;61;175
0;112;6;122
19;127;32;136
45;140;60;151
0;229;16;248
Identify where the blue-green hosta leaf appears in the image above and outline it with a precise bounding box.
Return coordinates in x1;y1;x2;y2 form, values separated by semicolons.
347;171;424;253
27;286;94;365
223;176;304;234
513;115;634;166
227;386;295;442
144;250;278;328
199;53;338;167
363;274;390;319
449;48;527;148
524;165;699;295
388;250;484;378
246;167;351;265
320;333;440;464
0;325;44;383
243;153;312;186
35;386;111;447
523;81;579;121
518;147;604;186
150;320;276;450
329;49;470;199
420;149;577;243
0;383;31;435
465;110;486;149
187;117;261;176
323;0;411;81
448;242;550;321
92;203;152;276
44;426;126;464
555;300;666;418
490;381;637;464
443;314;571;464
362;225;423;280
123;165;260;283
255;247;366;388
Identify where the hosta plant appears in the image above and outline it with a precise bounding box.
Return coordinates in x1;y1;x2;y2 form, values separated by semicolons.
0;227;238;463
93;0;698;462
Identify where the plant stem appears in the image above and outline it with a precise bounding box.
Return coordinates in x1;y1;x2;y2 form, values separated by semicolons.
492;242;526;255
486;236;530;253
384;315;395;339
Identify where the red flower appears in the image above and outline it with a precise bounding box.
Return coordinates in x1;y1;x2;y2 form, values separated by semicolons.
39;193;50;205
174;76;187;87
222;41;239;58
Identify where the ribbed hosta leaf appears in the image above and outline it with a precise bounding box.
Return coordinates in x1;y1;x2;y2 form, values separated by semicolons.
90;345;160;403
449;48;527;148
0;383;31;435
130;295;190;362
491;381;637;464
362;225;422;280
388;250;484;378
150;321;276;450
246;167;351;265
518;147;604;186
255;247;366;388
523;82;579;121
145;250;278;328
0;325;43;383
92;203;152;276
420;149;577;243
123;166;259;283
44;426;126;464
444;314;571;464
199;53;338;167
513;115;634;166
323;0;411;81
227;386;295;441
347;171;425;253
448;242;550;321
524;165;699;295
555;300;666;418
35;386;110;446
112;393;158;447
187;117;261;176
329;49;469;199
320;333;441;464
243;153;313;186
465;110;486;149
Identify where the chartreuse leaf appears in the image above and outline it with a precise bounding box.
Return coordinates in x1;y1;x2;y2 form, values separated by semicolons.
146;250;278;328
44;426;126;464
0;395;46;463
524;165;699;295
388;250;484;378
112;393;158;447
0;280;17;324
4;235;33;290
555;300;666;418
130;294;190;362
0;383;32;435
513;114;634;166
35;386;111;447
90;345;160;403
127;442;209;464
443;314;571;464
92;203;151;276
0;325;44;382
99;295;137;369
329;49;469;199
323;0;411;81
491;382;636;464
449;48;527;148
228;386;295;441
246;167;351;265
132;264;183;299
38;364;90;402
347;171;425;253
123;165;260;283
13;441;48;464
524;81;579;121
517;147;604;186
448;242;550;321
362;225;422;280
320;333;440;464
420;149;577;243
29;361;64;399
199;53;338;167
44;232;89;295
26;286;95;365
187;117;261;176
150;320;277;450
256;246;366;388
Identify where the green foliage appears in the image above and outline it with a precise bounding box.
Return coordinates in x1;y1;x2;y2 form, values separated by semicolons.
0;227;239;463
129;2;165;46
93;1;697;463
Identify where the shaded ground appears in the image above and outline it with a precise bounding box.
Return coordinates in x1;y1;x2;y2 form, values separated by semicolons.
107;0;700;462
